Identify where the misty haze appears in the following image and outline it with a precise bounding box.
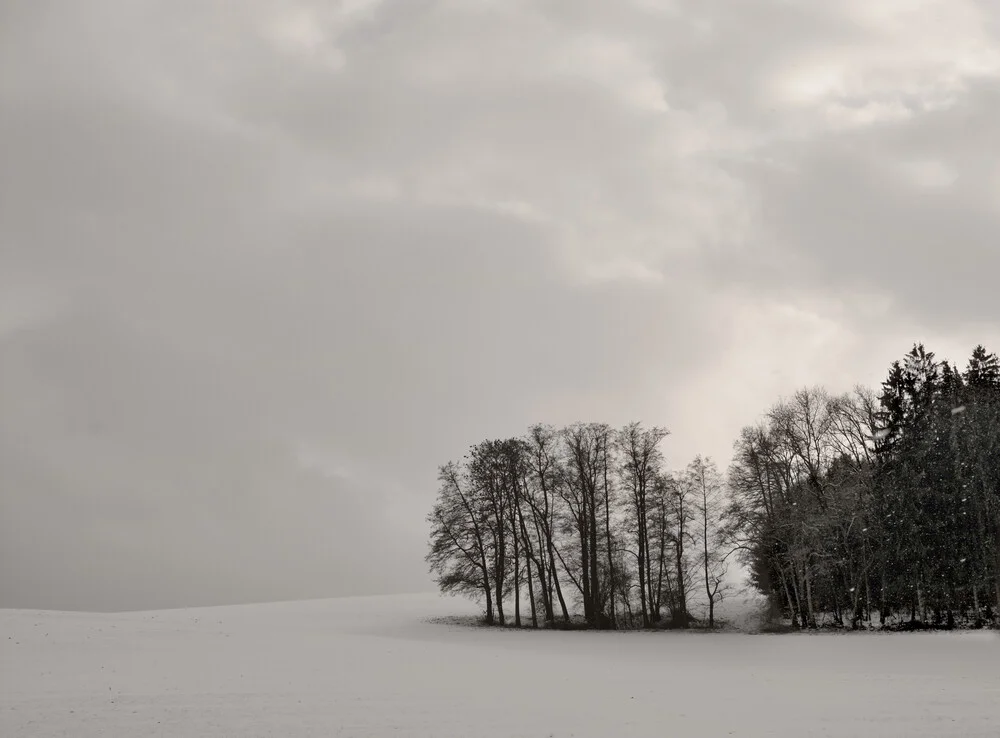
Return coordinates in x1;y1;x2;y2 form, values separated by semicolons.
2;1;999;736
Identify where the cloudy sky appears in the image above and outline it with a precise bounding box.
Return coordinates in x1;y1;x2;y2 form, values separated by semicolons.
2;0;998;612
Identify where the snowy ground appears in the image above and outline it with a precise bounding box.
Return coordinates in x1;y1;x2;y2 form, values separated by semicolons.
2;593;998;737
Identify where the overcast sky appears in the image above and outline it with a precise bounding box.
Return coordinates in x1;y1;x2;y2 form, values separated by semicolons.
2;0;999;612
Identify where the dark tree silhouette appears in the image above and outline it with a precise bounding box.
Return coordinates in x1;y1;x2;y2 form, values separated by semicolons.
427;346;999;631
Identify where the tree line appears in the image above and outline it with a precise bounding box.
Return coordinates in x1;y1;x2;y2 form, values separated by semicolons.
730;344;1000;630
426;344;1000;630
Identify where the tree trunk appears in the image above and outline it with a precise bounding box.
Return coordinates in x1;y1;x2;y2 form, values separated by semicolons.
789;563;804;628
653;519;667;622
778;566;797;627
525;551;537;628
804;563;816;629
865;571;872;625
495;544;506;626
475;529;493;626
580;514;592;623
603;444;616;629
852;588;863;630
589;489;601;627
675;540;688;628
644;516;655;623
526;508;552;624
549;543;570;622
513;529;521;628
637;526;649;627
493;489;507;626
543;490;569;622
495;584;505;624
534;538;552;623
879;562;889;626
484;577;495;626
702;491;712;628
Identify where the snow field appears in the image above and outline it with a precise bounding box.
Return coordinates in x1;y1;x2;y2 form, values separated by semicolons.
2;593;998;737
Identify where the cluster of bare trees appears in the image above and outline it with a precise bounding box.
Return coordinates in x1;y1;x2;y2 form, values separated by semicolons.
428;345;999;631
426;423;728;629
726;345;1000;629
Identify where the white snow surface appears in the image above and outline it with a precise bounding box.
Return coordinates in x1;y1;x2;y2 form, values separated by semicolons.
2;593;998;737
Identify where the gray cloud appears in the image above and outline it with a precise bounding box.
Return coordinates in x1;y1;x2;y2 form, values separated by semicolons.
2;0;998;610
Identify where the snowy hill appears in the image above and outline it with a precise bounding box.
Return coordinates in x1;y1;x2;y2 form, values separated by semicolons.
2;593;997;737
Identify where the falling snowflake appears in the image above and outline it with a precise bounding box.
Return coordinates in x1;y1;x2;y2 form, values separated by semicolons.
951;406;966;415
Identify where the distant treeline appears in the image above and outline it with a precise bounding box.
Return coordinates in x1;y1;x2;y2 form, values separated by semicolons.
426;344;1000;630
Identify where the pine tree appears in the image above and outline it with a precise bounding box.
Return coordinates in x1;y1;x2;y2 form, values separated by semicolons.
962;346;1000;622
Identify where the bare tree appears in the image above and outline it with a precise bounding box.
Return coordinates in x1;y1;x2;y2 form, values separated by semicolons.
467;440;515;625
426;462;496;623
687;456;729;628
616;422;669;627
669;472;695;627
562;423;612;627
525;424;571;622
